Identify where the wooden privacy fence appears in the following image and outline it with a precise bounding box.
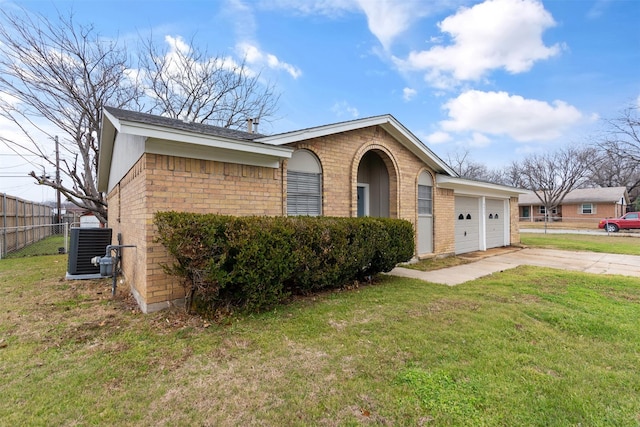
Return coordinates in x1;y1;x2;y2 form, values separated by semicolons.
1;193;54;258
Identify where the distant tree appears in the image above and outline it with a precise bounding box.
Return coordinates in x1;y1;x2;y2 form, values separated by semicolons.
598;105;640;162
445;148;508;184
500;161;528;189
591;105;640;207
0;8;141;223
136;35;279;128
585;146;640;203
446;149;488;179
515;145;595;222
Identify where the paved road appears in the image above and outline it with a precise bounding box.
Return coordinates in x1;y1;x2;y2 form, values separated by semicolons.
389;248;640;286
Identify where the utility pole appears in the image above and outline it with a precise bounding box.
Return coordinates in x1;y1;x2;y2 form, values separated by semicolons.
55;136;61;224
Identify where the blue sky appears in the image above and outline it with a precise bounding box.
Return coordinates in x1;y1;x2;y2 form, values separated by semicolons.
1;0;638;202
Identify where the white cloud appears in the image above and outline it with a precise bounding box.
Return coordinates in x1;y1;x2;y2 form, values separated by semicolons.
425;131;452;145
237;42;302;79
440;90;583;142
468;132;491;147
395;0;561;87
222;1;303;79
402;87;417;101
331;100;359;118
165;35;191;55
354;0;429;50
587;0;612;19
263;0;462;49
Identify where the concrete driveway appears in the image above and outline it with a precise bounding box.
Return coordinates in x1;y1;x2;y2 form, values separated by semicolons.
389;248;640;285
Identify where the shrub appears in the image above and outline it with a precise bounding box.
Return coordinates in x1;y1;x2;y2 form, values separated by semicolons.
154;212;414;314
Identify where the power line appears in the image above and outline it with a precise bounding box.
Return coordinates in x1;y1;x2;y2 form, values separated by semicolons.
0;153;41;157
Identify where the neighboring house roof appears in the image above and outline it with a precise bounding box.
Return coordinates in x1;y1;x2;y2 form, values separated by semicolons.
256;114;457;176
519;187;629;206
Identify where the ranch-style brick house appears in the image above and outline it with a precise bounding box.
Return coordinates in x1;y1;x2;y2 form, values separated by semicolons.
98;107;524;313
518;187;629;222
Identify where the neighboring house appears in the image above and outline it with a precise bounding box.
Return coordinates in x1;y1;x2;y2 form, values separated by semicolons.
98;107;525;313
518;187;629;222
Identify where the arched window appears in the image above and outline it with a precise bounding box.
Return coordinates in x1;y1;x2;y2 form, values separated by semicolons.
287;150;322;216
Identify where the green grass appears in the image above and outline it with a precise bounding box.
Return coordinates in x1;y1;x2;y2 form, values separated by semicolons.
521;233;640;255
4;235;68;258
1;253;640;425
402;254;472;271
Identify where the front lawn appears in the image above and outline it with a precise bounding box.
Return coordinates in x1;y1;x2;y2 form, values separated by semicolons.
521;232;640;255
1;254;640;425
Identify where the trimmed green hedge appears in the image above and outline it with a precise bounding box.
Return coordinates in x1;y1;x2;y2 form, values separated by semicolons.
154;212;415;313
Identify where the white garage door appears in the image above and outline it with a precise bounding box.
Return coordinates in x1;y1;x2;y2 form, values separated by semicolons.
486;199;506;249
455;196;480;254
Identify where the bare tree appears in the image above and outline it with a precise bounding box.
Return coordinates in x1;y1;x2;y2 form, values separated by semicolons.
445;148;513;185
516;145;595;222
598;105;640;163
446;149;489;179
0;7;141;223
591;105;640;208
137;35;279;128
0;9;282;223
501;161;528;189
585;146;640;202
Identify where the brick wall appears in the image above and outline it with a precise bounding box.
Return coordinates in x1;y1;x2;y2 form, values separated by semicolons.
433;188;456;255
289;126;438;252
109;153;285;312
562;203;620;220
509;196;520;245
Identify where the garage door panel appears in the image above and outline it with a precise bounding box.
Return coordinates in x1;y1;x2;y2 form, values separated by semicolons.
486;199;505;249
455;196;480;254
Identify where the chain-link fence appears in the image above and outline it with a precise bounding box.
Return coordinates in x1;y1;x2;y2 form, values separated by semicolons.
0;223;69;259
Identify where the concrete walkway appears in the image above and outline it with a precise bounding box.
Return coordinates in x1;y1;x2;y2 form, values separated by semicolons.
389;248;640;285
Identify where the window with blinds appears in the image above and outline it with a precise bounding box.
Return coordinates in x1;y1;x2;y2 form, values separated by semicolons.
287;170;321;216
418;184;432;215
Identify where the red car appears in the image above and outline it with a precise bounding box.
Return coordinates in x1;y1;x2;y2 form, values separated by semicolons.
598;212;640;232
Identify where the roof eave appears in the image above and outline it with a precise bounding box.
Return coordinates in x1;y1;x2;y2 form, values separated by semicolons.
97;109;119;193
437;175;526;197
256;115;457;176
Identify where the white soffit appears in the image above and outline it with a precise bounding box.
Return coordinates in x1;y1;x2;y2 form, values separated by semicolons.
437;175;526;198
146;139;283;169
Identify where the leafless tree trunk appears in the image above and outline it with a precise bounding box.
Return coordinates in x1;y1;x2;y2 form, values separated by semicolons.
515;145;595;225
137;35;279;128
0;8;141;223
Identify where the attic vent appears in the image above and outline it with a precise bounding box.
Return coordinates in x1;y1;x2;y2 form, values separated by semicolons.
67;228;112;276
